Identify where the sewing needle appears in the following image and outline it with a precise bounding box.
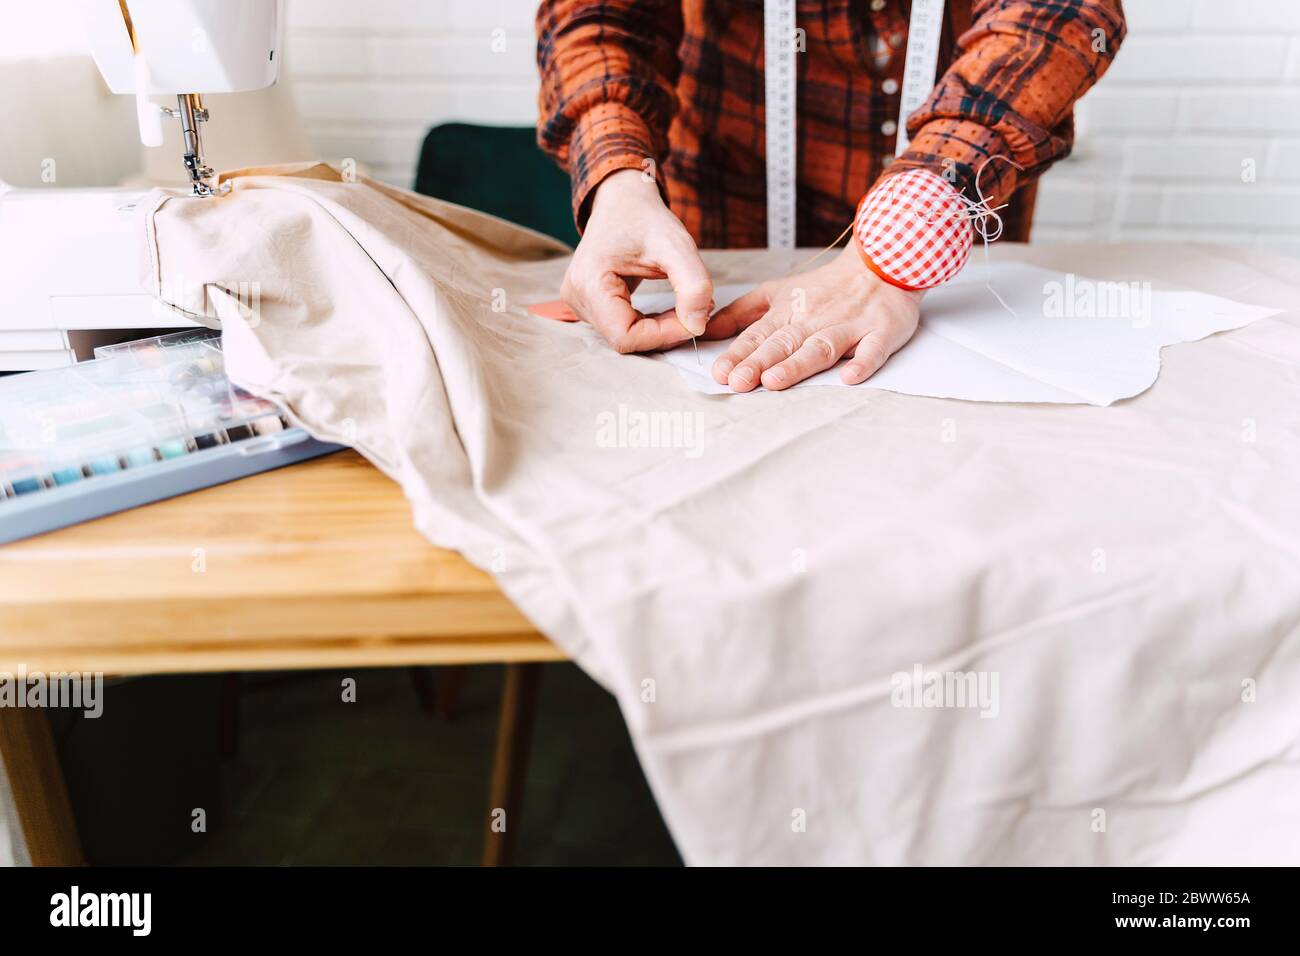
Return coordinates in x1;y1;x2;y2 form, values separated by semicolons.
677;313;702;366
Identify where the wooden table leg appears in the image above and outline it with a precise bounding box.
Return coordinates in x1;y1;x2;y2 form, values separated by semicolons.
0;707;86;866
219;673;241;757
481;662;543;867
435;666;468;720
407;667;438;714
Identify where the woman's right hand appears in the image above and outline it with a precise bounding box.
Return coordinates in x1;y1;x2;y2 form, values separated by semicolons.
560;168;714;353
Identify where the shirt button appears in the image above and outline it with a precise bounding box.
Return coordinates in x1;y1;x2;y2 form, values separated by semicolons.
882;78;899;95
881;156;894;168
882;120;898;136
889;32;904;48
870;0;886;10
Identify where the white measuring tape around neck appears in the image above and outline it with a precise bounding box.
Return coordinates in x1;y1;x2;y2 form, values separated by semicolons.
764;0;798;250
895;0;946;156
762;0;947;248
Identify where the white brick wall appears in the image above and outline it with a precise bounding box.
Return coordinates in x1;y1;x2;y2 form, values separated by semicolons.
1047;0;1300;257
284;0;539;186
287;0;1300;256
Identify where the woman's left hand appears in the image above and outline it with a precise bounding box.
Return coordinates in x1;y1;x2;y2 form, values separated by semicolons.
706;245;924;391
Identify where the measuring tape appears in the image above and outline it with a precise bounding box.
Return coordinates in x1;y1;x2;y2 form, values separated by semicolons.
764;0;797;249
762;0;947;247
895;0;946;156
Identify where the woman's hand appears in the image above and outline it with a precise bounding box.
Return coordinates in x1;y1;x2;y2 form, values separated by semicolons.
561;169;714;353
707;245;923;391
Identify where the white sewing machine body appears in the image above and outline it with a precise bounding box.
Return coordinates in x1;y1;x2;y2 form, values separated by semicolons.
0;1;283;370
0;187;186;370
80;0;283;197
80;0;280;97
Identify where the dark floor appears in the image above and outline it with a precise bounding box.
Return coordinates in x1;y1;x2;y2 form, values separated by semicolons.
55;663;681;866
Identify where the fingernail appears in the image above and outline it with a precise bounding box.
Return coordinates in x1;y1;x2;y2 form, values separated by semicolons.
766;367;786;385
685;309;710;334
714;358;734;376
844;364;862;381
732;366;753;385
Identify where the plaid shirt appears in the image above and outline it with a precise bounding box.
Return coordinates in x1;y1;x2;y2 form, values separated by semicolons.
537;0;1126;249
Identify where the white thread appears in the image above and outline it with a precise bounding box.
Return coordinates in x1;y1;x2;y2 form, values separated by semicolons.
972;157;1024;317
899;155;1025;315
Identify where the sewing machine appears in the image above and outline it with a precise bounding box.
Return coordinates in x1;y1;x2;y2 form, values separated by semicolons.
0;0;282;370
83;0;282;197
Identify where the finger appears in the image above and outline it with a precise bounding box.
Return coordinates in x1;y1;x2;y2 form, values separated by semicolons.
760;322;862;390
598;299;695;354
703;285;771;339
568;268;635;342
711;311;781;386
657;241;713;336
570;267;693;353
840;323;910;384
620;312;696;352
728;320;813;392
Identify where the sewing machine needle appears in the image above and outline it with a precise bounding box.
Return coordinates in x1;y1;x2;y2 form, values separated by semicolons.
692;335;700;366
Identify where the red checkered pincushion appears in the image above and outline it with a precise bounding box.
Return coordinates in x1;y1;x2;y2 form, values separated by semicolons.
853;168;973;292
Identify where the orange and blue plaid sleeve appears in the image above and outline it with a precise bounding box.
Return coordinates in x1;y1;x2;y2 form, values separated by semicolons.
536;0;685;231
881;0;1127;208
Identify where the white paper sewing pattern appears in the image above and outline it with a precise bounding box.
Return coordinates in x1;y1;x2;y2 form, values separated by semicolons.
638;263;1281;406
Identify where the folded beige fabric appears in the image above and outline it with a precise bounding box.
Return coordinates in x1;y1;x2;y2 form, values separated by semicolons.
143;163;1300;865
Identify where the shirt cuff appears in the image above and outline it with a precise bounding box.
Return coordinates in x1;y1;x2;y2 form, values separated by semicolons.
887;120;1022;210
567;102;669;231
853;168;973;291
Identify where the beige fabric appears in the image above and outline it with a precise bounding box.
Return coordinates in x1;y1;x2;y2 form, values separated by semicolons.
144;164;1300;865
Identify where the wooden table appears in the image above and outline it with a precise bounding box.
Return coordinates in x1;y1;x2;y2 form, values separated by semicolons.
0;450;564;866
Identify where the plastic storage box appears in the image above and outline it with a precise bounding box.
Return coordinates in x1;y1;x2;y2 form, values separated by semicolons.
0;329;342;544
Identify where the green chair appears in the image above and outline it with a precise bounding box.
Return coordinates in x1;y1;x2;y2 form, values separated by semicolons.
414;123;579;247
